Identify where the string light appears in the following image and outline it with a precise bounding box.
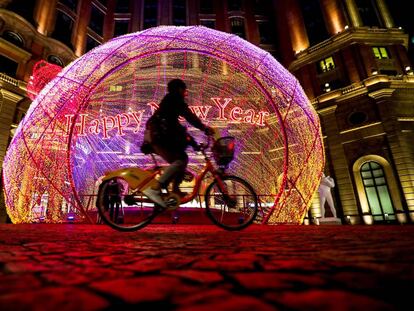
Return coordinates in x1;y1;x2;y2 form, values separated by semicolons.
3;26;324;225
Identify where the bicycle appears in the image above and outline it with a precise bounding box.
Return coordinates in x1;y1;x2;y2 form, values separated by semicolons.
95;135;258;231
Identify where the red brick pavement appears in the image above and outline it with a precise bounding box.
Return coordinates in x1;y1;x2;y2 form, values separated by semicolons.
0;224;413;310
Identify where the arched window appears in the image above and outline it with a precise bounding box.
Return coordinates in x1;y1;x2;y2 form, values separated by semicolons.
230;17;245;39
47;55;64;67
2;31;24;48
360;161;395;221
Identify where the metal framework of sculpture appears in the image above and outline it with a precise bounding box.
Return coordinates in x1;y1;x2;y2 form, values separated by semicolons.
3;26;324;224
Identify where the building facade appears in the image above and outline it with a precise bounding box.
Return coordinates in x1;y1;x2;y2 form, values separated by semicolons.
0;0;413;224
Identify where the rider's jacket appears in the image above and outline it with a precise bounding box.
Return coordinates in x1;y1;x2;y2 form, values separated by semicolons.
146;92;206;149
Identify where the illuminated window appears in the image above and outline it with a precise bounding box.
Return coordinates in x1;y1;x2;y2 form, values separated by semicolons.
360;161;395;221
372;47;389;59
318;56;335;73
230;17;245;39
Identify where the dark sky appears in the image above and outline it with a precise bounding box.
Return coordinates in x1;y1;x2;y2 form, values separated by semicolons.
386;0;414;60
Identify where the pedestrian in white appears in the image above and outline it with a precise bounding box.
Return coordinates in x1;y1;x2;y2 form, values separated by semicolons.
318;173;337;218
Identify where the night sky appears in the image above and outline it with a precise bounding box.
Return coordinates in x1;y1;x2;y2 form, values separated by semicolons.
386;0;414;62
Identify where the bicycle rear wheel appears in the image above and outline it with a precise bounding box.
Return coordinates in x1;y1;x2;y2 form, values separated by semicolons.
205;175;258;230
96;178;160;232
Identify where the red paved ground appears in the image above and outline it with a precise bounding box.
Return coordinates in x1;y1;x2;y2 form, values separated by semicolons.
0;224;413;310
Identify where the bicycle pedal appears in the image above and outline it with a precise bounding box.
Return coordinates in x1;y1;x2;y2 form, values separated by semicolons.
164;193;180;210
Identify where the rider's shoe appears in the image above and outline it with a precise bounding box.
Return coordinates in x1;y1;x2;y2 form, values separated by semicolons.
173;189;187;199
143;187;167;208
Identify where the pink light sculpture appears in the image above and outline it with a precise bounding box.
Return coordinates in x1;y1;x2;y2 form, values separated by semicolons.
3;26;324;224
27;60;62;100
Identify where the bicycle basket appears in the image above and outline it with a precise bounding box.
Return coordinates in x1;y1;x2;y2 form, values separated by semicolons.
212;136;235;167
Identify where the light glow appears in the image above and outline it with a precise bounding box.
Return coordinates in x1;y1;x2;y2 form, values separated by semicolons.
3;26;324;224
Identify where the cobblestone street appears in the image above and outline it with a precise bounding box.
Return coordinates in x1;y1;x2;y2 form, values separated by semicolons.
0;224;413;310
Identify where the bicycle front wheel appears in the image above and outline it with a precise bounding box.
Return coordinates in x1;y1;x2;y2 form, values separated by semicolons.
205;175;258;230
96;178;160;232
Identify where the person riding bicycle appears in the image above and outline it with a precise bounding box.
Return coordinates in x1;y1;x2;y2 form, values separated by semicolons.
142;79;214;207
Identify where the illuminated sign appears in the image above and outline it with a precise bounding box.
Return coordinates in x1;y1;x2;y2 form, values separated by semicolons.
63;98;270;139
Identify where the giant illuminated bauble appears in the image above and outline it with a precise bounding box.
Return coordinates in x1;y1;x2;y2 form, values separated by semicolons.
3;26;324;224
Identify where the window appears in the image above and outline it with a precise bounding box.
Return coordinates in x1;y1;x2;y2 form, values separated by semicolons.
230;17;245;39
172;0;186;26
51;10;74;48
372;47;389;59
6;0;36;25
258;21;272;44
200;19;215;29
228;0;242;11
114;19;130;37
0;55;19;77
86;35;100;52
355;0;382;27
89;5;105;35
318;56;335;73
2;31;24;48
47;55;64;67
254;0;266;15
115;0;130;13
143;0;158;29
200;0;214;14
299;0;329;46
360;161;395;221
348;111;368;126
59;0;78;11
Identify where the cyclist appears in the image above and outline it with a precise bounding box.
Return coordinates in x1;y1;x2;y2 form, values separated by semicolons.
142;79;214;207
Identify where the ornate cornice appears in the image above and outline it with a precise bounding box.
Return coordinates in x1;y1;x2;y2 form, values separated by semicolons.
0;8;76;63
289;27;408;72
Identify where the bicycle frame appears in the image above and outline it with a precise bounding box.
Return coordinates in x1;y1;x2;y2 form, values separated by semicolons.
101;149;227;206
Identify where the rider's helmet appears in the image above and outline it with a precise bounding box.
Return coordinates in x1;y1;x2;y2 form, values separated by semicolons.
168;79;187;94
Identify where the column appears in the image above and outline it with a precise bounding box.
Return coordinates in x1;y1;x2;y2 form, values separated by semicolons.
35;0;58;35
318;105;360;224
74;0;92;56
214;0;226;32
344;0;363;27
320;0;347;34
376;0;394;28
131;0;143;32
0;89;23;223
